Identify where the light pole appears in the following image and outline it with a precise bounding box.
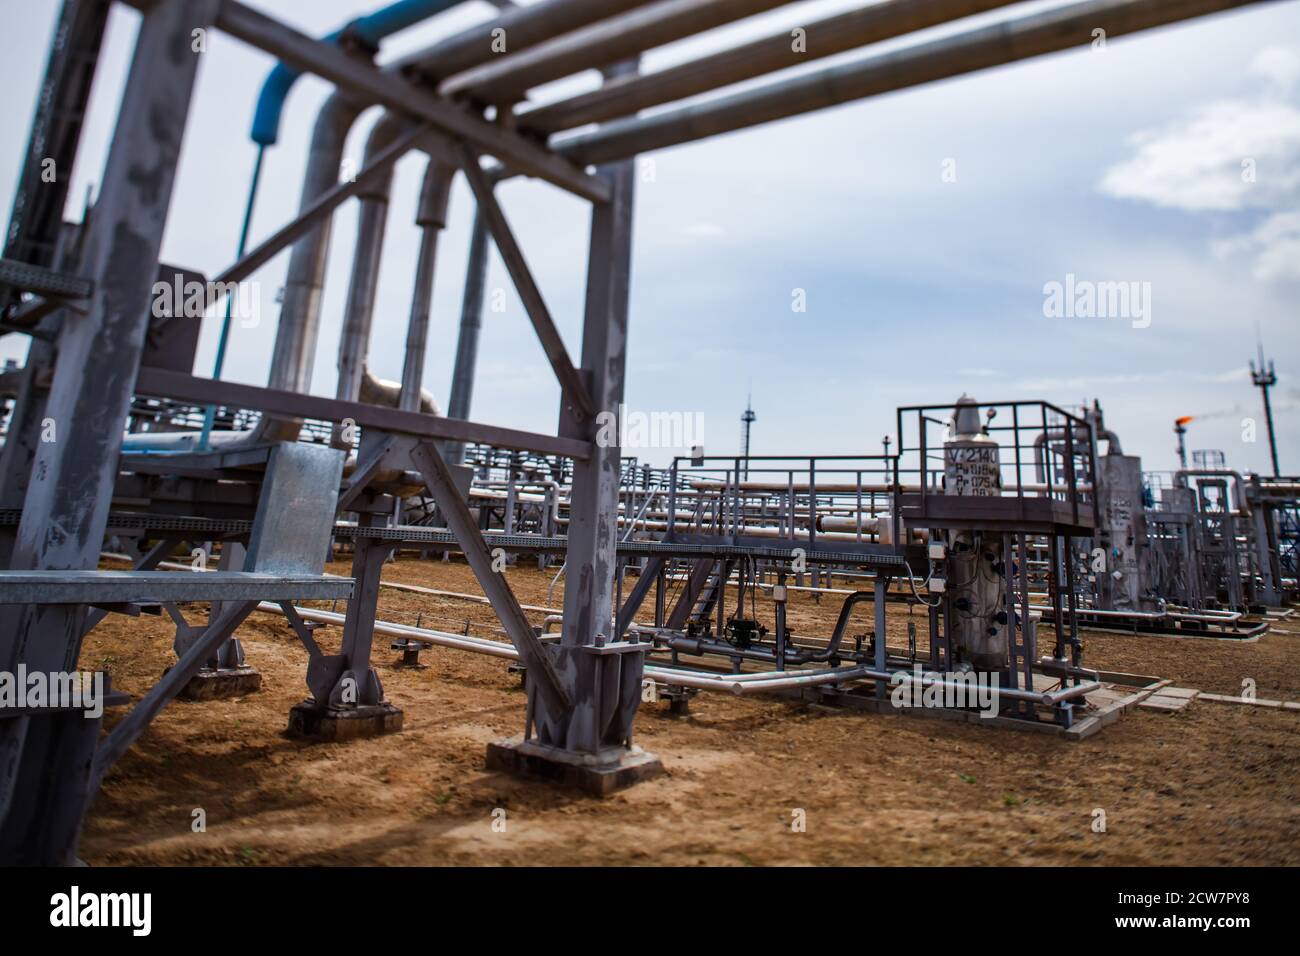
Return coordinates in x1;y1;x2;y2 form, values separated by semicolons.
740;396;756;479
1249;344;1280;477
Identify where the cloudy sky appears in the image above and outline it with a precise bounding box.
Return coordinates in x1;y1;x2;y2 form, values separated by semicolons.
2;0;1298;474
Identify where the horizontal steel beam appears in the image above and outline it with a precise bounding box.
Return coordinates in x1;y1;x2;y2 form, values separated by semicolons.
212;0;611;202
439;0;792;104
521;0;1023;134
0;258;93;301
556;0;1273;164
133;367;594;461
0;570;352;605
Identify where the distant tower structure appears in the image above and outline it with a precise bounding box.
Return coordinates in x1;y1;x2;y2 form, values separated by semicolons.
1174;416;1193;469
1249;337;1280;477
740;395;756;478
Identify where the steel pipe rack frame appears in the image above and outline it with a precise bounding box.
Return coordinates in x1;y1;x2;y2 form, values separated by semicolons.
553;0;1276;166
520;0;1024;134
0;0;1280;862
0;0;643;861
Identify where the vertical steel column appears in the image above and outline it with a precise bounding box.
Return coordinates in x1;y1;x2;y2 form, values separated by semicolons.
7;0;215;583
335;517;396;707
873;574;888;699
1002;533;1018;693
1017;533;1034;690
1;0;110;285
1049;534;1065;660
1062;532;1081;673
558;156;636;650
0;223;82;565
504;105;647;757
0;0;217;865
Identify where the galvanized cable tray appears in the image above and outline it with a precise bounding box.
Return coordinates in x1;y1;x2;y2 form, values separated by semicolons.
0;509;254;534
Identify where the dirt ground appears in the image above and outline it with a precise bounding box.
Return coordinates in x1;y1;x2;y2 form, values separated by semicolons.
80;557;1300;866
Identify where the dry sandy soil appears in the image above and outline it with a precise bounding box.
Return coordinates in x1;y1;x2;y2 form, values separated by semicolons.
80;558;1299;866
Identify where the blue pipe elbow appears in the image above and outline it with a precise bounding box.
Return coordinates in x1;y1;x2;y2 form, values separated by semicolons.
250;0;467;147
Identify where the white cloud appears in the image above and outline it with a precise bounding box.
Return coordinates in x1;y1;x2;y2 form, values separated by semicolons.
681;221;725;239
1251;44;1300;93
1011;368;1247;392
1212;209;1300;280
1098;100;1300;212
1099;49;1300;281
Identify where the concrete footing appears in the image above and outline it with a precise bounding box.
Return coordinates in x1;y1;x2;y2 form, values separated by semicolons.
174;665;262;701
286;701;404;741
485;736;663;796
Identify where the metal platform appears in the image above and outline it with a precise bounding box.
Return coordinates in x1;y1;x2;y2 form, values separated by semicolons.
1;510;920;571
897;493;1096;536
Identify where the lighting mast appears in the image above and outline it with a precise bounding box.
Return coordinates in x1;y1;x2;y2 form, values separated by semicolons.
1249;339;1280;477
740;395;756;479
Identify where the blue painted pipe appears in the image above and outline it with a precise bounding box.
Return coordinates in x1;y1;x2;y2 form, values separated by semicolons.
251;0;467;146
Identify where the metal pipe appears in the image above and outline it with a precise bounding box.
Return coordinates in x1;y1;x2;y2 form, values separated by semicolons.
249;594;1099;704
556;0;1269;165
444;209;489;465
266;92;364;401
522;0;1021;133
439;0;792;105
360;367;440;415
250;0;470;148
1033;426;1092;483
392;0;662;84
401;160;455;412
253;600;873;695
261;1;630;433
1173;468;1250;516
336;114;407;407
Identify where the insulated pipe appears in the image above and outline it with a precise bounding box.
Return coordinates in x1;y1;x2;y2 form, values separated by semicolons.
252;600;874;695
555;0;1270;165
444;209;489;465
392;0;662;85
336;113;407;407
332;113;446;418
251;0;473;148
267;93;365;401
1033;603;1168;621
439;0;793;105
686;479;1088;494
360;369;441;415
401;159;456;412
264;598;1101;704
239;584;1097;705
1033;427;1091;483
521;0;1022;134
121;428;258;453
